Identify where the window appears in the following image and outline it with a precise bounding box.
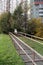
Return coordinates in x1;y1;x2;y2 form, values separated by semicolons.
41;0;43;2
39;8;43;9
34;0;40;2
34;0;43;2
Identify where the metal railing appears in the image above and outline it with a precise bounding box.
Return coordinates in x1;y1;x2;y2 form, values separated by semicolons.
9;32;43;65
18;32;43;41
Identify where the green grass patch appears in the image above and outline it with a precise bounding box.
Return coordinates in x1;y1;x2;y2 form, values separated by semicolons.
0;34;24;65
19;36;43;55
36;39;43;44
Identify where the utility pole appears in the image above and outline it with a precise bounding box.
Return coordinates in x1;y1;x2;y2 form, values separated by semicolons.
6;0;11;32
24;0;28;32
19;0;28;33
6;0;10;12
3;0;6;12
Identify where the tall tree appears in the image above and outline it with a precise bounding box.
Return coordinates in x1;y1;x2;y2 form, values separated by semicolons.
13;5;24;32
0;12;11;33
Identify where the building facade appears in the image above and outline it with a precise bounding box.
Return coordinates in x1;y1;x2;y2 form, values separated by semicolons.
30;0;43;18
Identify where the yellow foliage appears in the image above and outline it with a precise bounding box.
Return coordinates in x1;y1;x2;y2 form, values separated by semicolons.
31;18;43;38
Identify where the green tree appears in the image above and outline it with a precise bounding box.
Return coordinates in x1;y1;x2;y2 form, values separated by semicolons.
0;12;11;33
13;5;24;32
27;18;37;35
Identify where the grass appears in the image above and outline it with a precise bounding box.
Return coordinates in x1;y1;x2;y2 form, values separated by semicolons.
36;39;43;44
19;36;43;56
0;34;24;65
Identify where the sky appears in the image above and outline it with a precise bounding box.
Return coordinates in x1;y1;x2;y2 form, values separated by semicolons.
0;0;30;14
0;0;16;13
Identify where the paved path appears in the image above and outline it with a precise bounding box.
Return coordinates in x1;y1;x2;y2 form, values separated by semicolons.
9;33;43;65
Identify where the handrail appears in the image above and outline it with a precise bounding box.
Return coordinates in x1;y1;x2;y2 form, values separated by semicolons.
18;32;43;41
9;32;43;58
9;33;37;65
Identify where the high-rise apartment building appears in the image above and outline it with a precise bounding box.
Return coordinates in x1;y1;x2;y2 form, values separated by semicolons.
30;0;43;18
